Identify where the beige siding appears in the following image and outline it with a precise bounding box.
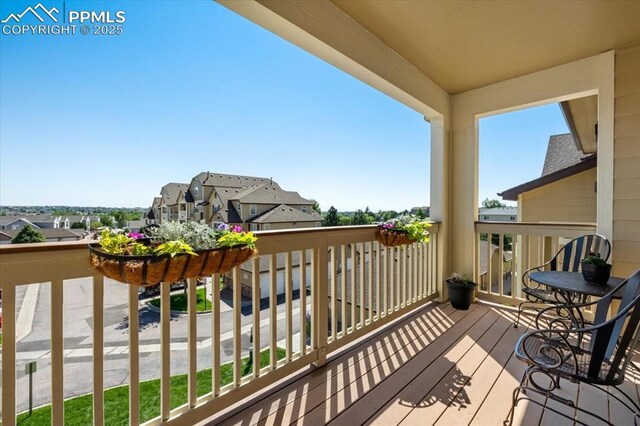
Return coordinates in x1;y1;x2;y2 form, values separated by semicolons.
613;44;640;277
521;169;597;223
264;221;321;230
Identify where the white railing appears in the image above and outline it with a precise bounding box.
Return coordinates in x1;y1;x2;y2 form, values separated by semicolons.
0;224;439;425
474;221;597;306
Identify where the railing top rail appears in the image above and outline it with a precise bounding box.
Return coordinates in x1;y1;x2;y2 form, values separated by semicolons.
475;221;596;237
0;222;441;255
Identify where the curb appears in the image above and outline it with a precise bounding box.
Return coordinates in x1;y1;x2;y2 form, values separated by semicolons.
144;301;212;316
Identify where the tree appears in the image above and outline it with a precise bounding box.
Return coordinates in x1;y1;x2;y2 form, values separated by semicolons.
99;214;114;227
338;215;353;226
415;208;426;219
12;225;45;244
352;209;371;225
479;233;513;251
310;199;321;215
70;221;85;229
323;206;339;226
482;198;506;208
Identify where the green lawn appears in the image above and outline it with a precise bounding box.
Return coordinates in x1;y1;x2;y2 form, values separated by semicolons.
149;287;212;312
15;348;285;425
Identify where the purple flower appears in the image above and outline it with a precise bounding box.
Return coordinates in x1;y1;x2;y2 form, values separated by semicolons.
231;225;243;233
217;223;229;231
381;223;394;229
128;232;145;239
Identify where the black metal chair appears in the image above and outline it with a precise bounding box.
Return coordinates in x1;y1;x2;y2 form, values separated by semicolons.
508;269;640;425
513;234;611;328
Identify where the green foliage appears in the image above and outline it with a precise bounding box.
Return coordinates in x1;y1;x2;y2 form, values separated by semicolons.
130;243;152;255
148;221;217;251
310;199;321;214
217;231;257;250
70;221;86;229
352;209;372;225
323;206;339;226
11;225;45;244
16;348;286;426
582;254;607;266
381;214;431;243
97;229;134;254
89;221;101;231
154;241;197;257
415;208;426;219
447;273;476;288
99;214;114;227
149;287;211;312
338;215;352;226
482;198;506;208
479;233;513;251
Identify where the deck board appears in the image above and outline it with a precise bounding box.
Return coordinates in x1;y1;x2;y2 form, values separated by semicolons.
206;302;639;426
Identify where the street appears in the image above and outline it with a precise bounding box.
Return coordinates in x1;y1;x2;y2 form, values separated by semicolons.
6;278;309;413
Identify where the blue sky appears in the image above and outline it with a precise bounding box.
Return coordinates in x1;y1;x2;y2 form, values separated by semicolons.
0;1;567;211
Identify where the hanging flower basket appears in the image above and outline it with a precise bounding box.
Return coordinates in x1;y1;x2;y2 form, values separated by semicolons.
88;222;258;286
376;214;431;247
89;244;257;286
376;227;415;247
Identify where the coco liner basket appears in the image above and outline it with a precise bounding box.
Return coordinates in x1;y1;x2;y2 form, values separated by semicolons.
89;244;256;286
376;226;416;247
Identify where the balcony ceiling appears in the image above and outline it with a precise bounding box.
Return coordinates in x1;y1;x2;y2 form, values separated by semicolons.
331;0;640;94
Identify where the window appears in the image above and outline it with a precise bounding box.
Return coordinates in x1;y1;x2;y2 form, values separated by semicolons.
250;223;258;231
250;204;257;215
194;186;199;197
301;206;307;213
200;212;204;220
263;224;270;231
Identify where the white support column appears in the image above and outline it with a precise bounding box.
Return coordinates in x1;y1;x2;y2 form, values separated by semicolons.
596;50;615;253
429;115;450;301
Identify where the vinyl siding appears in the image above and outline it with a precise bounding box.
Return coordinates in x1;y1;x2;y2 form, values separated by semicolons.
521;169;597;223
613;44;640;277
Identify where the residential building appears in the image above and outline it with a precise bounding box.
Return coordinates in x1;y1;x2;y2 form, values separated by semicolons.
499;132;597;223
478;206;517;221
157;183;191;223
152;172;321;230
0;228;82;245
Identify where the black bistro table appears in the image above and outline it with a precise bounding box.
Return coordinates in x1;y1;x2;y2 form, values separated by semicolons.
529;271;624;301
529;270;625;336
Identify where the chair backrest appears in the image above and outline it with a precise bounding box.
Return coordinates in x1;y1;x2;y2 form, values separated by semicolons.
549;234;611;272
587;270;640;383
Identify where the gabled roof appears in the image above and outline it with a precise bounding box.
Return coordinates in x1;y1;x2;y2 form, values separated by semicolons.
230;184;313;205
499;133;597;201
195;172;278;189
160;183;190;206
1;228;81;240
541;133;587;176
151;197;162;209
251;204;322;224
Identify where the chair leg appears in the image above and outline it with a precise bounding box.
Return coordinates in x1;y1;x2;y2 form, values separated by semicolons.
514;300;526;328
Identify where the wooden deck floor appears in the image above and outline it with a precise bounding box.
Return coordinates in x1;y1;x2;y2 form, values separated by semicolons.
208;302;640;426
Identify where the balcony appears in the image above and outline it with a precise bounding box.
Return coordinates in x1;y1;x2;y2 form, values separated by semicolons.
2;223;638;425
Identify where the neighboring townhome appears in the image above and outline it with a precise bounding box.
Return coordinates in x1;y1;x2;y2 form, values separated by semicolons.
188;172;275;225
499;96;598;224
146;197;162;225
499;133;596;223
478;206;517;221
0;217;39;231
158;183;191;223
0;228;82;245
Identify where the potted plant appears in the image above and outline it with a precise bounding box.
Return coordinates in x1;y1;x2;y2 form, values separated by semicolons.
446;273;477;310
581;254;611;285
376;214;431;247
89;221;257;286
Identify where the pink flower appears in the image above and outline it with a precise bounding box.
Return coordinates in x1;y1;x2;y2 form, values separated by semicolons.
231;225;243;233
128;232;145;239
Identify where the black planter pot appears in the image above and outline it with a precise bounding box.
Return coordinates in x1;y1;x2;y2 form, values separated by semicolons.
446;279;477;310
581;263;612;285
